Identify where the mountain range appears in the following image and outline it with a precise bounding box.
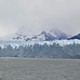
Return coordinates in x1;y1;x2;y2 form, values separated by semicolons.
1;28;80;41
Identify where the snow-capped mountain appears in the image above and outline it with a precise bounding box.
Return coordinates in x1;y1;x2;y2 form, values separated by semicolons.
30;31;56;41
2;28;69;41
30;28;68;41
69;33;80;40
49;28;68;40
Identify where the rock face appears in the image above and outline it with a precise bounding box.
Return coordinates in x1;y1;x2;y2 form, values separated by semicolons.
69;33;80;40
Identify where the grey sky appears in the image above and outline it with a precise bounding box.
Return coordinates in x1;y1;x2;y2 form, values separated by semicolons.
0;0;80;37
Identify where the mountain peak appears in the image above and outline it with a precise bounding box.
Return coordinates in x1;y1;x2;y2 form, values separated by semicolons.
1;27;69;41
41;31;47;35
49;28;68;40
69;33;80;40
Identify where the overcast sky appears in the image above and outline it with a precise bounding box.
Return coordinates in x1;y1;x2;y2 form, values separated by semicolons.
0;0;80;37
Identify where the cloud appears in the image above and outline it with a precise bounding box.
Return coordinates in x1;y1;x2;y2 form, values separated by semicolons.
0;0;80;37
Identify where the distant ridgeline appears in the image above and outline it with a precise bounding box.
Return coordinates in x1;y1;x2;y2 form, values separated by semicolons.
0;40;80;59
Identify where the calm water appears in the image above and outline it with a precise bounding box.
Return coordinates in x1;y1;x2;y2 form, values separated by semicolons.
0;58;80;80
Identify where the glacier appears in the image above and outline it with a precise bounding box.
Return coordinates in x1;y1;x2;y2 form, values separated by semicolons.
0;39;80;58
0;39;80;48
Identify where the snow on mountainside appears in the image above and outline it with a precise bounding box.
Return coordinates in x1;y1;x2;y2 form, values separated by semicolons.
1;28;69;41
31;31;56;41
69;33;80;40
49;28;68;39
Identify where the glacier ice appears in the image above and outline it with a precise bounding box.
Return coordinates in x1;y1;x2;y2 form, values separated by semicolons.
0;39;80;58
0;39;80;49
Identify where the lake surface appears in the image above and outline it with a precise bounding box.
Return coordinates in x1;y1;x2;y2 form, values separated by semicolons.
0;58;80;80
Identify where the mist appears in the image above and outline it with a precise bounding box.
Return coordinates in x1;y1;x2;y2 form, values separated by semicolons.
0;0;80;37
